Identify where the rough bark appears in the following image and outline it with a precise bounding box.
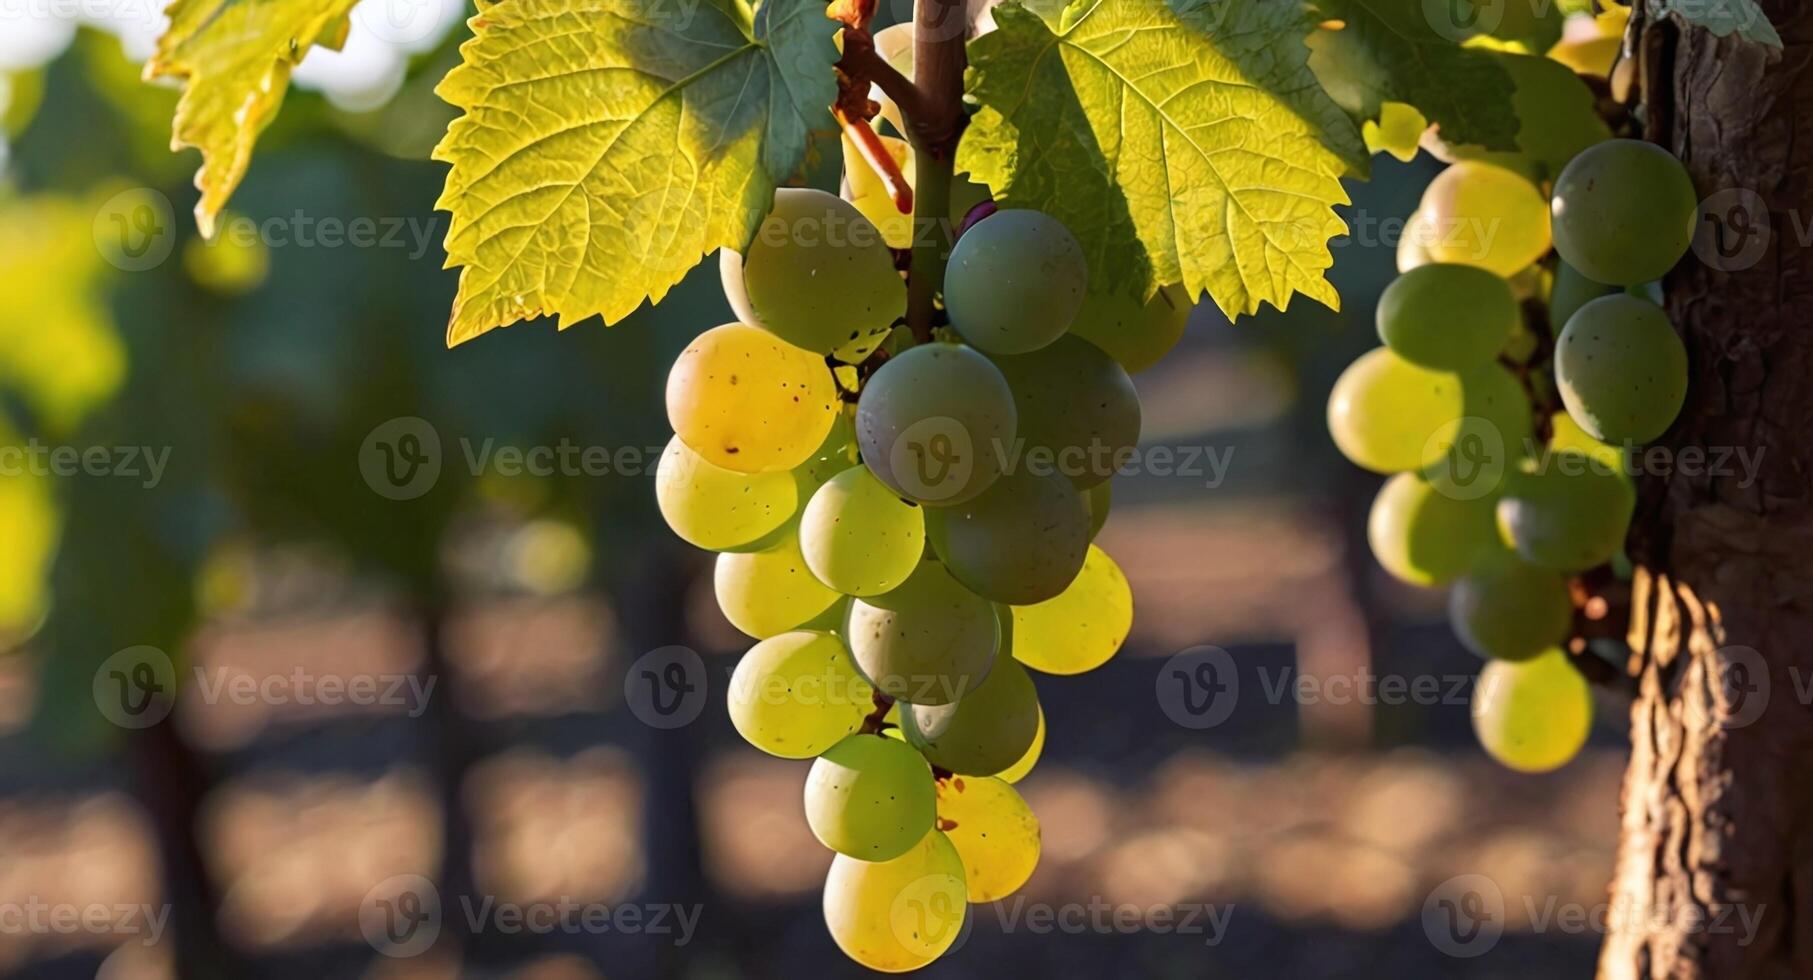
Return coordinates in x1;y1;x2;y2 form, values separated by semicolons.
1600;3;1813;978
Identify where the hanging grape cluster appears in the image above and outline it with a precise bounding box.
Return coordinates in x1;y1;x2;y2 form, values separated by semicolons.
657;150;1187;966
1330;129;1697;773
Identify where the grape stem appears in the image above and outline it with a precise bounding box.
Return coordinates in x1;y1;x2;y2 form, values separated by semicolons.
859;689;896;734
903;0;970;343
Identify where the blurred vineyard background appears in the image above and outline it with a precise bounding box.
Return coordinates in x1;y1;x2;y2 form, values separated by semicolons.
1;5;1624;978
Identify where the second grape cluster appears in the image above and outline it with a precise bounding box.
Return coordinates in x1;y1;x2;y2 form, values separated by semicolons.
1330;128;1697;774
657;170;1190;969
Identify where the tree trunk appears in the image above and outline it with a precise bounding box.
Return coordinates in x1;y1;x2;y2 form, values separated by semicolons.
1600;4;1813;978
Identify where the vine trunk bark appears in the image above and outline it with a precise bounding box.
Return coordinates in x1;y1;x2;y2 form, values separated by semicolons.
1599;4;1813;977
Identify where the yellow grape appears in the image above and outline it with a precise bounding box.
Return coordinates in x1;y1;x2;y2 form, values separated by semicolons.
714;527;842;638
1472;648;1593;773
805;733;936;861
1367;472;1502;587
666;323;838;474
654;435;798;552
1009;545;1132;675
938;776;1040;902
996;707;1045;783
727;631;873;758
1067;284;1193;374
1326;347;1465;474
823;830;967;972
1417;161;1552;278
800;465;925;597
1398;208;1436;272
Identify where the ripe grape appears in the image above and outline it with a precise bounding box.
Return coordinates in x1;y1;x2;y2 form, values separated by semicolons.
728;631;874;758
1549;258;1617;333
1376;264;1518;370
805;733;937;861
1472;648;1593;773
1367;472;1502;587
1424;361;1536;498
1009;545;1133;675
720;187;904;358
1067;284;1192;373
1326;347;1464;473
1417;161;1552;278
822;830;967;972
938;776;1040;902
945;210;1087;354
846;559;999;705
1554;294;1688;444
1551;138;1698;286
902;653;1041;776
801;465;926;596
715;527;843;638
1449;558;1573;662
1548;410;1630;475
925;467;1091;605
856;343;1017;505
1398;208;1436;272
666;323;838;473
992;335;1141;489
996;707;1045;783
655;435;798;551
1496;452;1634;571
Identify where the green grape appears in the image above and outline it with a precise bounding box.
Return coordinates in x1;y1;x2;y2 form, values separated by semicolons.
801;466;926;596
667;323;839;474
1424;361;1536;498
806;733;937;861
992;335;1141;489
1376;264;1518;370
1067;284;1193;373
1496;452;1635;571
1472;648;1593;773
1549;259;1617;335
937;776;1040;902
1418;161;1552;278
1449;558;1574;662
654;435;798;551
1551;138;1698;286
715;527;843;638
902;653;1041;776
728;631;875;758
1009;545;1132;675
847;559;999;705
720;187;904;358
1426;52;1610;183
1555;294;1688;444
945;210;1088;354
1548;410;1630;475
996;707;1044;783
1086;479;1112;540
1367;472;1502;587
856;343;1017;505
1326;347;1464;473
823;830;967;972
925;468;1090;605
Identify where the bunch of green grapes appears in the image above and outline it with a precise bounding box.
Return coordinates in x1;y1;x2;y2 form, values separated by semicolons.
1329;80;1700;772
662;177;1159;970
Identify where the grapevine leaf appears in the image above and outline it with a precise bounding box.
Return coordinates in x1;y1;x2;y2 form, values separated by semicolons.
1306;0;1519;152
433;0;841;346
1651;0;1781;46
960;0;1363;318
146;0;363;237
